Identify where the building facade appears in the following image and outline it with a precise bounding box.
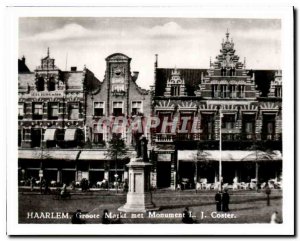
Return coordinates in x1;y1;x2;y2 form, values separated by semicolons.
18;49;100;184
150;31;282;189
82;53;151;185
18;51;151;187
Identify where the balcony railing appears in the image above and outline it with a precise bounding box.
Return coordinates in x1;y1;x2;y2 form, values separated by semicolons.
155;133;175;142
261;133;276;141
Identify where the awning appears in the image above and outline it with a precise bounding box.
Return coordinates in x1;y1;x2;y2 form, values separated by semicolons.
178;150;282;162
79;150;131;161
18;149;80;160
157;153;171;162
79;151;109;160
44;128;57;141
64;128;77;141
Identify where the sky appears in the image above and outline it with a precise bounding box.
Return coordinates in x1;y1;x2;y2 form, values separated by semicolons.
19;17;281;90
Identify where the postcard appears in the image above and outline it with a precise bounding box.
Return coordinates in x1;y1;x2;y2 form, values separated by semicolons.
5;4;294;236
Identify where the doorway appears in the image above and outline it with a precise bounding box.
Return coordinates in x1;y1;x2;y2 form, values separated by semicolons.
31;128;41;147
156;161;171;188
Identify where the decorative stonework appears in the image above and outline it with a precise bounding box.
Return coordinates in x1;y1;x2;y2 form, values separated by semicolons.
164;68;187;97
268;70;282;98
155;100;175;112
177;101;197;111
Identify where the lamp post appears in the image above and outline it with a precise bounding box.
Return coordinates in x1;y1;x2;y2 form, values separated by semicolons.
219;107;223;191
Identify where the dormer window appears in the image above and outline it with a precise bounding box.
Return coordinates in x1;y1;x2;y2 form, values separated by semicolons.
164;68;187;97
36;77;45;91
171;85;180;96
47;77;56;91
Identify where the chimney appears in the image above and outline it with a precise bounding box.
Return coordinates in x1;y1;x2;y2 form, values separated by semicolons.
70;66;77;72
132;71;139;82
21;56;25;63
155;54;158;68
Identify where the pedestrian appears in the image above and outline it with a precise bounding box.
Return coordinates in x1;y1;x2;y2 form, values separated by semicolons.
270;211;279;224
101;209;111;224
30;176;35;191
182;207;195;224
215;191;222;211
43;180;50;195
71;209;85;224
222;189;230;212
265;184;271;206
60;183;67;197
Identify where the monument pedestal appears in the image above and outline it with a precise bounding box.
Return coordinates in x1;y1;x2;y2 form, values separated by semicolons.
118;158;158;213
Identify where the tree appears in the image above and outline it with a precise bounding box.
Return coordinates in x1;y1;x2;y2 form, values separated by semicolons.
106;135;129;189
244;141;278;190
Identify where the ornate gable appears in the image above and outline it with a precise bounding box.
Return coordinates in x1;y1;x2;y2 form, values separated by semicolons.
164;68;187;97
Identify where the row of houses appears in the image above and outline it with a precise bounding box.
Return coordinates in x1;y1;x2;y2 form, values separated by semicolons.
18;31;282;189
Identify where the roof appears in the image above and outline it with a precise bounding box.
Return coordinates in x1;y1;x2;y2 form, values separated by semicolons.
155;68;278;97
105;53;131;61
61;71;84;87
248;70;277;97
18;59;31;73
18;73;35;86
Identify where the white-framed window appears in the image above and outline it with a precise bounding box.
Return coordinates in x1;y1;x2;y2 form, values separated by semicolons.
112;84;125;92
94;101;105;116
18;103;24;117
68;102;79;120
32;102;43;120
131;101;143;115
48;102;59;119
275;86;282;98
112;101;124;116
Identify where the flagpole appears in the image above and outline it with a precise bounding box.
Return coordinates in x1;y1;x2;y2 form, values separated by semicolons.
219;107;223;191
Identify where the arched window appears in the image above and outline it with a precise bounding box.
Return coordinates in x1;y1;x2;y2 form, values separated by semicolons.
36;77;45;91
48;77;56;91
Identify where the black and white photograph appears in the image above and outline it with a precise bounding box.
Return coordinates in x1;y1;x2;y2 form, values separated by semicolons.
5;4;294;236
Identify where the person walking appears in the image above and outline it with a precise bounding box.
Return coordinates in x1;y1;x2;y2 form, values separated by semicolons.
71;210;85;224
182;207;195;224
222;189;230;212
215;191;222;211
265;184;271;206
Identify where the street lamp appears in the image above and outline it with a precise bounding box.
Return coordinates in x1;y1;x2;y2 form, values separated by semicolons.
219;107;224;191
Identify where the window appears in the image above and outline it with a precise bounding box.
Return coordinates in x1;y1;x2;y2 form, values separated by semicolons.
131;101;142;115
212;84;218;98
47;77;56;91
171;85;180;96
220;85;227;98
36;77;45;91
18;129;22;147
275;86;282;98
48;102;59;119
222;114;235;129
262;114;275;140
238;85;245;98
112;102;123;116
18;103;24;119
112;84;125;92
32;103;43;120
68;103;79;120
93;133;104;144
201;114;214;140
230;85;236;98
94;102;105;116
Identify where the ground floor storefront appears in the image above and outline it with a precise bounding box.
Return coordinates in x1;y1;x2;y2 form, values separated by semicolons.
18;149;130;188
152;150;282;190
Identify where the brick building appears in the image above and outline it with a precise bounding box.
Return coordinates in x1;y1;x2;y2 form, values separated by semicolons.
83;53;151;185
18;49;100;184
150;31;282;189
18;51;151;186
